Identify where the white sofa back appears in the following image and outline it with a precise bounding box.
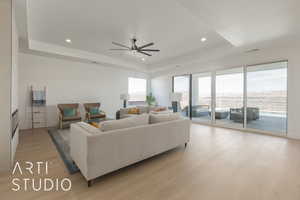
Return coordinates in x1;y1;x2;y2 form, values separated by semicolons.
70;117;190;181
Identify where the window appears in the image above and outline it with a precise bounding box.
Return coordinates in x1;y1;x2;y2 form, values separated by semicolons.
128;77;147;101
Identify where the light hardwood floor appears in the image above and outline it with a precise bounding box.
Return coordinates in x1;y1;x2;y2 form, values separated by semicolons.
2;124;300;199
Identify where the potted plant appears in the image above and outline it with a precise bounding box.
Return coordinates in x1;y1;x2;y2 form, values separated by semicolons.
146;93;156;106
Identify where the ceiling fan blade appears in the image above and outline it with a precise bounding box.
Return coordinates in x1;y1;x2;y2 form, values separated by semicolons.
139;51;152;56
109;48;130;51
140;49;160;52
138;42;154;49
112;42;130;49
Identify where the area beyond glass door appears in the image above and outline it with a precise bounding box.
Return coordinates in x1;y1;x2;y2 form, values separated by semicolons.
215;68;244;128
173;75;190;117
246;61;287;135
192;72;212;123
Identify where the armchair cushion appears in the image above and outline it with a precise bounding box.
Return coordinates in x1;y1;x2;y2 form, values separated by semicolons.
63;108;76;117
90;113;106;119
63;115;81;121
90;107;100;115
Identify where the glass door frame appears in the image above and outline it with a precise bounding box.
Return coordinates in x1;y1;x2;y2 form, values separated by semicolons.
214;66;246;129
171;60;288;136
244;60;288;136
189;72;215;124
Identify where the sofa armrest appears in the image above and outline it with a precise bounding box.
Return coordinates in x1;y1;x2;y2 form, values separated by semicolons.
70;123;89;179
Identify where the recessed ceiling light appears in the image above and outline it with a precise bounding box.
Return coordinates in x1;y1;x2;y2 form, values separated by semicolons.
65;38;72;43
141;58;145;61
201;37;207;42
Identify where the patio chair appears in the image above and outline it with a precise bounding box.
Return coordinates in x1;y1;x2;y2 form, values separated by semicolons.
230;107;259;123
190;105;210;118
57;104;82;129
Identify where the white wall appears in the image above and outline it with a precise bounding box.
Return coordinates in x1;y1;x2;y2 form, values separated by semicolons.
151;45;300;139
11;0;19;163
19;53;149;130
0;0;12;172
12;3;18;113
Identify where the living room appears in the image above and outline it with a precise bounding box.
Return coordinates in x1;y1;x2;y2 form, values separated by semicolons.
1;0;300;199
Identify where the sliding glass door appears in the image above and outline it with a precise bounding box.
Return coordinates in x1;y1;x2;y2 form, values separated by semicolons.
191;72;212;123
215;68;244;128
172;60;287;136
246;61;287;135
173;75;190;118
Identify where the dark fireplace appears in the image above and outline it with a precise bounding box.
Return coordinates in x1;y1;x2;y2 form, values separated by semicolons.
12;109;19;139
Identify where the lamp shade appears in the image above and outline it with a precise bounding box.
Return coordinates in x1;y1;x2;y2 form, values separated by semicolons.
120;93;130;100
170;92;182;101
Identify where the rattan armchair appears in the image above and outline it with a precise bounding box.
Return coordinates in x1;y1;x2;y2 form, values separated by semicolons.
83;103;106;122
57;104;82;129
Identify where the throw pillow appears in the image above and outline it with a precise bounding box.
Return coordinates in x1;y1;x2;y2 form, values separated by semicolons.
90;107;100;115
128;108;140;114
63;108;76;117
89;121;100;128
153;107;167;112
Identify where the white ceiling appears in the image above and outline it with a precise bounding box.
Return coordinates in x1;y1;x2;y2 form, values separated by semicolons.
16;0;300;72
176;0;300;46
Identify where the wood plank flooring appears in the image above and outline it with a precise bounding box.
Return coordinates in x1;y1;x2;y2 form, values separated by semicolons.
1;124;300;199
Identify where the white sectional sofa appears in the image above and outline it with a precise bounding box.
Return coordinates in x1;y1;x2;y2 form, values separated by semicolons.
70;113;190;186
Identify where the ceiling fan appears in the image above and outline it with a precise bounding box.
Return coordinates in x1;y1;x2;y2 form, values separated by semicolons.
110;38;160;56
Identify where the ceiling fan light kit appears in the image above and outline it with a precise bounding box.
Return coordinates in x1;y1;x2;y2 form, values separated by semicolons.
110;38;160;57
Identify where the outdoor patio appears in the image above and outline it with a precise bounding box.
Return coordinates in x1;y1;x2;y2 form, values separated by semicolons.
191;113;287;134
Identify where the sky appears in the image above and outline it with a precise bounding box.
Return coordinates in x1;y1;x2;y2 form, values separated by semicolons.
174;67;287;97
128;77;147;93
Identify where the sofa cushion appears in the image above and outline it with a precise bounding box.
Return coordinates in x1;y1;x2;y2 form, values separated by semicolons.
149;113;181;124
100;114;149;132
148;106;166;112
148;106;157;112
122;114;139;118
137;106;149;114
150;110;173;115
